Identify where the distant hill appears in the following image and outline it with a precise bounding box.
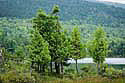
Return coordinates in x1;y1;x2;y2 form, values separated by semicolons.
0;0;125;28
95;0;125;8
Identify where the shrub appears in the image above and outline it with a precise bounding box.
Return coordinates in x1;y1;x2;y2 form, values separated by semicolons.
0;70;36;83
0;60;41;83
103;67;122;79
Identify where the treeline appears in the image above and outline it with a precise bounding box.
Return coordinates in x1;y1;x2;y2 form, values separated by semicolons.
0;6;124;75
0;19;124;58
0;0;125;28
0;18;31;57
62;23;125;58
0;6;109;74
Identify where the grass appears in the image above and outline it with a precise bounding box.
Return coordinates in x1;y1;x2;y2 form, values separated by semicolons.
41;77;125;83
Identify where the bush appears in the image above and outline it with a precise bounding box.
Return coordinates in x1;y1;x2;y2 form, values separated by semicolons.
103;67;122;79
0;70;36;83
0;60;41;83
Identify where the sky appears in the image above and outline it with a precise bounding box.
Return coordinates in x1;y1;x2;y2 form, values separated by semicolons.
97;0;125;4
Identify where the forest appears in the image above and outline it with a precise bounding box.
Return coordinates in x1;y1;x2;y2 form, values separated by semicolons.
1;0;125;28
0;0;125;83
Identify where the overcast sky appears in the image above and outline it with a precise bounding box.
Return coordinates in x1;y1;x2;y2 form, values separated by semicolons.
97;0;125;4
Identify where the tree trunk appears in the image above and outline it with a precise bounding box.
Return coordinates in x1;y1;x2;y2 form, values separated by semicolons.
30;61;33;74
42;64;45;72
97;63;101;75
55;62;60;74
40;64;42;72
55;62;58;74
50;59;53;72
37;63;39;72
61;61;64;74
75;59;78;73
58;63;60;74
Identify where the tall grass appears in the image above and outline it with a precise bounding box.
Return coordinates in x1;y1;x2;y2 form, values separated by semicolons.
41;77;125;83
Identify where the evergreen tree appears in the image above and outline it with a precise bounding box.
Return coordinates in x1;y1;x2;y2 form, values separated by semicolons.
89;28;108;74
32;5;62;74
71;27;83;73
57;30;72;74
28;29;50;72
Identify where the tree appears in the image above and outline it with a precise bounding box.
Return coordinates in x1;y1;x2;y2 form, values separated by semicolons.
32;5;62;74
28;29;51;72
57;30;72;74
89;28;108;74
71;27;83;73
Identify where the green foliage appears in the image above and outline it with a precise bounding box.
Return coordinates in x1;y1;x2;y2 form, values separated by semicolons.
89;28;108;63
122;70;125;77
0;59;41;83
0;3;124;81
52;5;60;14
70;27;85;73
0;17;124;59
32;6;64;74
103;67;122;79
3;58;31;72
0;18;31;56
32;7;61;61
63;23;125;57
14;46;26;59
0;71;36;83
80;65;97;78
1;0;125;28
65;69;75;74
28;29;50;64
57;31;71;61
71;28;83;60
88;27;109;74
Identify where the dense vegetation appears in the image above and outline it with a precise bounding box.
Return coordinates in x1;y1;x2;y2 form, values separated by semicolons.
1;0;125;28
0;18;124;58
0;0;125;83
